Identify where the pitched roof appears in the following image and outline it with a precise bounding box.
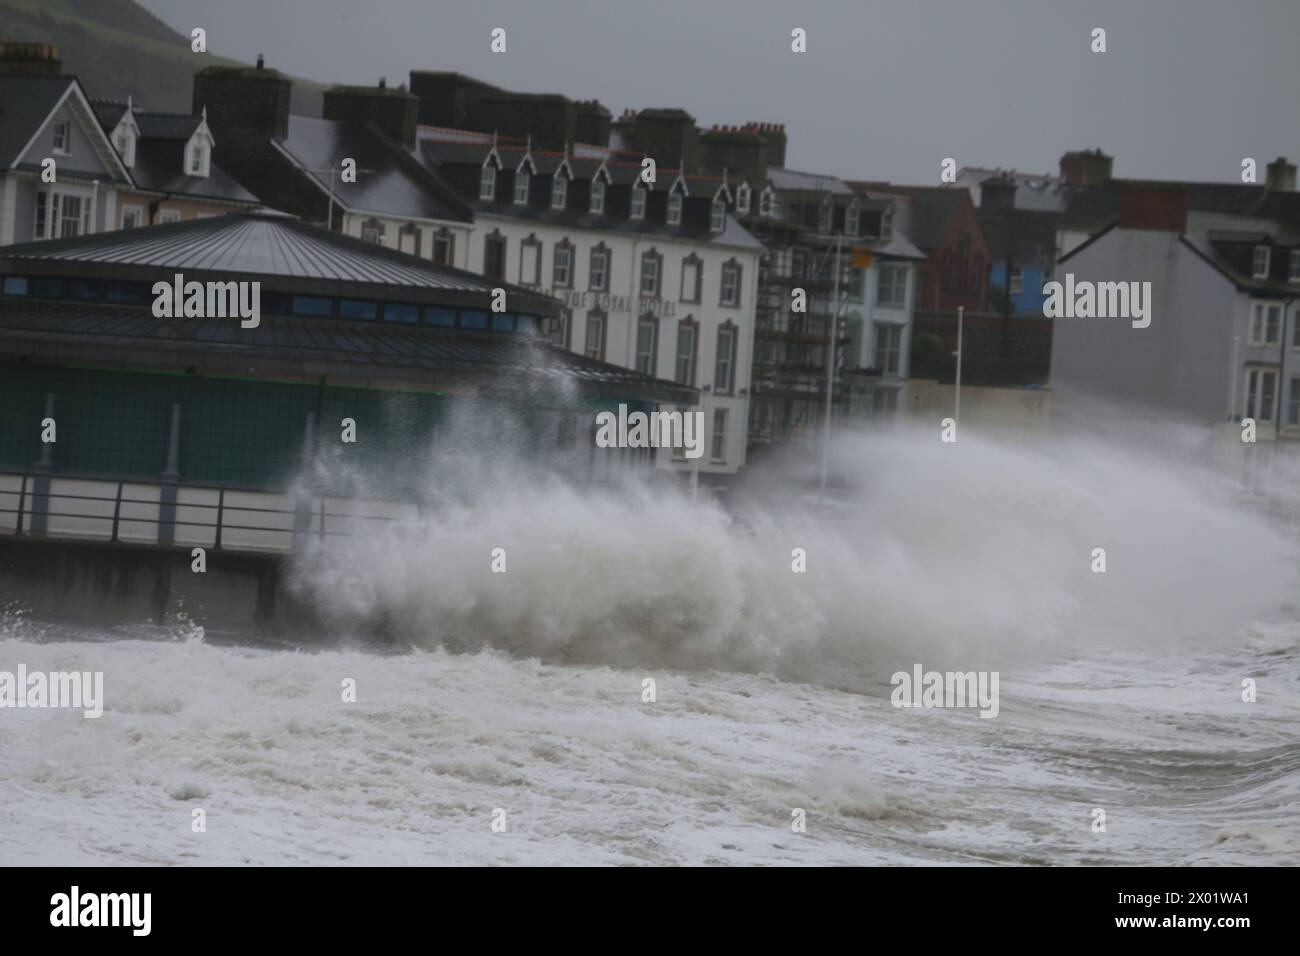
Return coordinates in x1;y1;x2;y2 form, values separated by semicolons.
282;115;472;223
131;139;258;204
0;75;76;168
767;167;854;194
857;185;969;248
977;207;1060;268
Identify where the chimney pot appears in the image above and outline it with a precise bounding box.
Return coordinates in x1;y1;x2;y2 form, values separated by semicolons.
256;53;264;69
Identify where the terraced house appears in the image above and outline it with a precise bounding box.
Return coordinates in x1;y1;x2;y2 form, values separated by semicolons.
419;127;760;476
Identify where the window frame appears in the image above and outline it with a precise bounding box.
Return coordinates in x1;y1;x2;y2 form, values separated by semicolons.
583;308;607;360
1251;300;1283;347
640;248;663;298
720;259;742;307
590;176;606;215
589;243;610;291
710;198;726;233
483;229;508;281
551;171;568;210
552;238;574;288
635;314;659;376
680;253;703;304
480;161;497;201
1252;245;1271;279
630;183;647;220
519;234;543;287
875;322;903;375
674;316;699;386
51;120;71;156
714;320;737;394
667;190;683;226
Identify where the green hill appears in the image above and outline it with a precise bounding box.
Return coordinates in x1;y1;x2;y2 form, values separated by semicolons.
0;0;322;115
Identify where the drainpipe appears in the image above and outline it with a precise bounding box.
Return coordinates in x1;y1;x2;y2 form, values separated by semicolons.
1276;296;1296;441
91;179;100;233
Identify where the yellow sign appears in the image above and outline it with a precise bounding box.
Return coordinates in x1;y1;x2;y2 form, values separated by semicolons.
850;245;874;269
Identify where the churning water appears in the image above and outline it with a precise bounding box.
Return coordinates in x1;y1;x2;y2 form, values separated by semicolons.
2;421;1298;865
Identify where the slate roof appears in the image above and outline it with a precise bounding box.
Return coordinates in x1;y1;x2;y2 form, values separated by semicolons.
1180;210;1300;296
853;185;969;249
131;139;259;204
0;75;73;168
282;115;473;224
767;167;854;195
961;166;1068;212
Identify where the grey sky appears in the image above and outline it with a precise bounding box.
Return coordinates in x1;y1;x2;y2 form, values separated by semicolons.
141;0;1300;185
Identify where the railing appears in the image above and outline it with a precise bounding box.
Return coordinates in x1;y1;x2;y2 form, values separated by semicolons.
0;471;416;555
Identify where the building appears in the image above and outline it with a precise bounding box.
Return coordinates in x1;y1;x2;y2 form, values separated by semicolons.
0;49;133;245
418;126;762;476
849;184;991;315
1051;176;1300;433
192;63;475;257
0;213;693;632
976;173;1061;316
91;98;260;227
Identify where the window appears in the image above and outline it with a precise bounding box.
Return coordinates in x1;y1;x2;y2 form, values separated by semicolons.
340;300;379;321
875;324;902;374
1290;249;1300;282
189;143;204;175
1251;301;1283;346
553;239;574;288
715;322;736;393
360;218;383;243
514;168;530;204
675;318;697;385
640;249;662;297
1289;378;1300;426
636;315;658;375
398;222;421;257
710;199;726;232
720;260;741;307
846;201;860;237
113;127;135;167
552;172;568;209
480;163;497;201
1009;266;1023;295
630;184;646;220
680;254;702;303
484;231;507;280
590;177;606;214
584;309;606;360
122;206;142;230
52;120;70;155
667;191;683;226
737;184;751;215
292;296;333;317
425;307;456;326
519;235;542;286
384;303;420;324
589;244;610;291
432;228;455;266
1252;245;1271;279
34;192;47;239
711;408;728;462
1246;368;1278;422
878;264;907;306
882;207;894;239
59;194;83;236
818;201;832;233
759;188;773;217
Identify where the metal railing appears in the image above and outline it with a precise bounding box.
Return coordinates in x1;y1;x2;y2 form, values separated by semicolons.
0;471;411;554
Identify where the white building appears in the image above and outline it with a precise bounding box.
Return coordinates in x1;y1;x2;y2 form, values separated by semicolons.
419;129;762;475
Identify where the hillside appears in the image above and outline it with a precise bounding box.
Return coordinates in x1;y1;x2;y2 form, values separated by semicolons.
0;0;322;115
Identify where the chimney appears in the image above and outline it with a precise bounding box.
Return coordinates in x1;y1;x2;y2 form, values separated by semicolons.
748;121;787;169
1266;157;1296;193
0;42;62;77
256;53;264;69
1117;184;1189;232
1059;148;1113;187
323;81;420;150
193;61;293;142
699;126;768;187
980;173;1017;215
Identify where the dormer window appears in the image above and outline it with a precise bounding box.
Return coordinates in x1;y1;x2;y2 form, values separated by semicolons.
818;200;832;233
190;143;204;174
52;120;71;155
590;177;606;214
759;187;773;217
667;191;683;226
882;207;894;239
710;198;726;233
846;201;860;237
513;169;529;204
113;126;136;168
630;183;646;220
480;163;497;201
736;184;751;215
1253;245;1271;279
552;172;568;209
